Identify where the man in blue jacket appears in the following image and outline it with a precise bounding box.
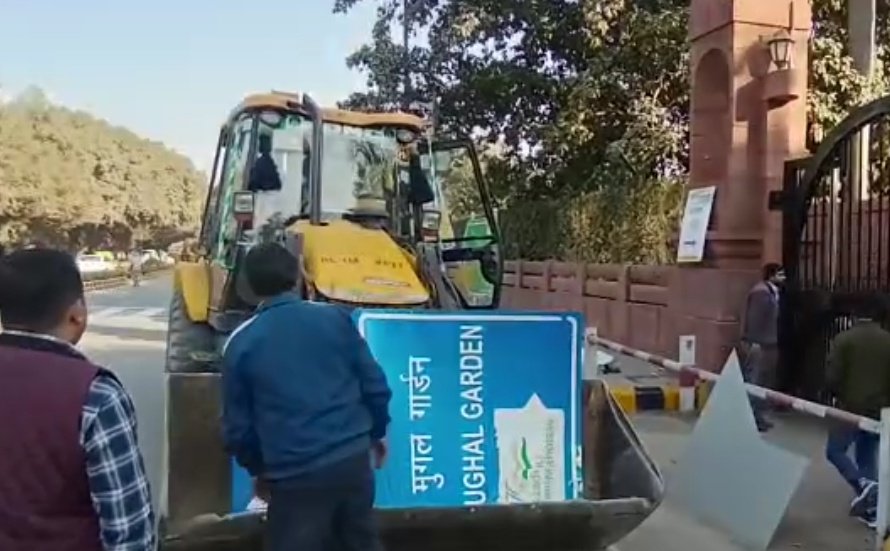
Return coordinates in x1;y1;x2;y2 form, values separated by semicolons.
221;243;392;551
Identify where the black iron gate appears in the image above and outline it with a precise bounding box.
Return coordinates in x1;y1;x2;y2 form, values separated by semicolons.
778;96;890;400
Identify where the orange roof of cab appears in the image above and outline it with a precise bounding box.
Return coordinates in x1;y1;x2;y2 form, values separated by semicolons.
224;91;425;131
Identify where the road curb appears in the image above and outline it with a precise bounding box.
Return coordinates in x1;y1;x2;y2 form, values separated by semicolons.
84;269;171;292
609;384;680;414
608;382;712;414
84;277;128;291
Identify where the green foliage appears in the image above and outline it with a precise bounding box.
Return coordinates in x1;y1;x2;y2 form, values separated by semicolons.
333;0;889;263
435;145;488;223
500;175;685;263
0;90;204;250
809;0;890;129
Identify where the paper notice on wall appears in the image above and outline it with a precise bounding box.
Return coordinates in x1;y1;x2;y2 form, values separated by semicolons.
676;186;716;263
494;394;566;503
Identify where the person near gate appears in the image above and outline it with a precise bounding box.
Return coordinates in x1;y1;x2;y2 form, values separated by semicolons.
128;247;144;287
825;303;890;527
740;262;785;433
221;242;392;551
0;248;155;551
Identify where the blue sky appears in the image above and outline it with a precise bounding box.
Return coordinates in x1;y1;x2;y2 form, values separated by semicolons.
0;0;381;171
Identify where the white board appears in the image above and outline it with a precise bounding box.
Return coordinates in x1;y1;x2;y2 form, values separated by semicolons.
676;186;716;263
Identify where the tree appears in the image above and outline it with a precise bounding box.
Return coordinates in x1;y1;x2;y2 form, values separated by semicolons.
334;0;889;262
809;0;890;130
335;0;684;186
0;88;205;250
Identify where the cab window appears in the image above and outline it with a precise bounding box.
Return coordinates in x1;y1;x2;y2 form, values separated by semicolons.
423;143;499;307
199;129;228;249
212;114;254;266
250;110;310;229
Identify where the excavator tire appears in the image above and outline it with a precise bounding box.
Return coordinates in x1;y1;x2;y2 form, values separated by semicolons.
165;288;217;373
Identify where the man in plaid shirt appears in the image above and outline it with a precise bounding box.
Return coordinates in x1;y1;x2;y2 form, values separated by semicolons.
0;248;155;551
80;370;156;549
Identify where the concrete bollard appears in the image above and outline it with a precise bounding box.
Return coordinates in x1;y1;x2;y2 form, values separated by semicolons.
678;335;696;413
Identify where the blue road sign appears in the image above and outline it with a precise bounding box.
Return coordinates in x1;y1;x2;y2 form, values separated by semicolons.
231;459;254;512
230;309;584;512
358;310;584;508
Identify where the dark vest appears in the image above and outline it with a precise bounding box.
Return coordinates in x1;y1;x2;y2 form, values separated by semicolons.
0;332;103;551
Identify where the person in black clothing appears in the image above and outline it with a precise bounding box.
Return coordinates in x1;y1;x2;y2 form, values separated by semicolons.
248;134;283;192
404;143;434;206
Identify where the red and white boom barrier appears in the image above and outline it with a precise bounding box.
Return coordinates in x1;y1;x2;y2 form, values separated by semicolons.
585;328;890;549
585;328;880;433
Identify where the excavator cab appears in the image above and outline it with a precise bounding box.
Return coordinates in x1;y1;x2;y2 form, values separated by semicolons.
196;92;501;320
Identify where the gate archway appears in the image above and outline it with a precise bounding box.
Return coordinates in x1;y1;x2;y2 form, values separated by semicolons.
779;96;890;400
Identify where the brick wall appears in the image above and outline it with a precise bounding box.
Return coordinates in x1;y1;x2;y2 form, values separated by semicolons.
501;260;678;359
499;199;889;370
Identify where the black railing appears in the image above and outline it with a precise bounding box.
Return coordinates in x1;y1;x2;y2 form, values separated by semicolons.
781;96;890;399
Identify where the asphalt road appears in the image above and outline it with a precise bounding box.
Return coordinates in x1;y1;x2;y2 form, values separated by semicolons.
80;277;171;510
78;274;879;550
622;413;877;551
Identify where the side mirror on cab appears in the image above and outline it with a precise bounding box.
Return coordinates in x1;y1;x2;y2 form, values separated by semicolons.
232;191;255;222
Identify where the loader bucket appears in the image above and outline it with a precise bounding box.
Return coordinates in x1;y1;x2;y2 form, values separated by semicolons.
159;379;663;551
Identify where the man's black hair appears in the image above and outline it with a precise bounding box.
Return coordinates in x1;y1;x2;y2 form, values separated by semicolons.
0;248;84;331
244;243;298;298
762;262;783;281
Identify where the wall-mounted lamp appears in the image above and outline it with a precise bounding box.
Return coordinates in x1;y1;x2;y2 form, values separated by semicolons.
766;29;795;71
807;120;824;153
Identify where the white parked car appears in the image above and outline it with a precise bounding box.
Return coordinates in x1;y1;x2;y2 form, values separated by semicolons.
141;249;161;264
76;254;115;274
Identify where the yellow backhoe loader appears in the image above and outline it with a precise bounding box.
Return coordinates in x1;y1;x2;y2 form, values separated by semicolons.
157;91;664;550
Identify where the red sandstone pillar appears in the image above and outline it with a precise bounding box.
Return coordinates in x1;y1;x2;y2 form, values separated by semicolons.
671;0;811;372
